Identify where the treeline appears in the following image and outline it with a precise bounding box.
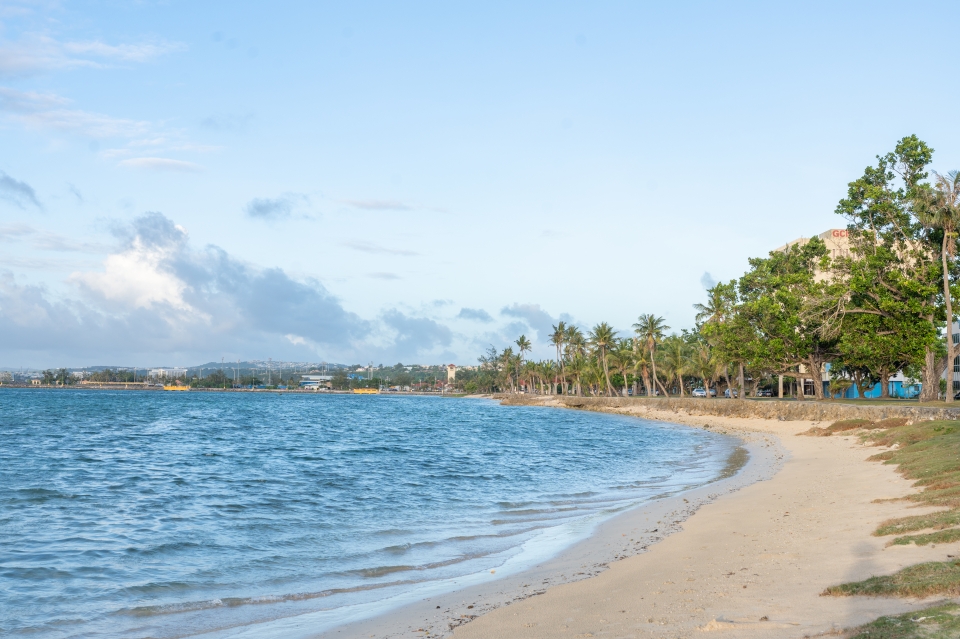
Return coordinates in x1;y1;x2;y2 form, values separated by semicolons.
477;136;960;401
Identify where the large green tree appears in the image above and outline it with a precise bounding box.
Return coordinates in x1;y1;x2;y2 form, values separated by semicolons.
738;237;840;400
834;136;948;401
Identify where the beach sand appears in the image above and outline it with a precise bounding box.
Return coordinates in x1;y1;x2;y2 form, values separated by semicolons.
327;401;960;638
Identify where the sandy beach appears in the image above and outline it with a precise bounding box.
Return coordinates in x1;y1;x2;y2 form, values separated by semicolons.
326;399;960;638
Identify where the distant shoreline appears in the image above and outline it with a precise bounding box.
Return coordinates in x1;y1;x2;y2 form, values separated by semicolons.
0;384;463;396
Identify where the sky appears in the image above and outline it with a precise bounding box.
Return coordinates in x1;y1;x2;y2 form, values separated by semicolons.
2;0;960;368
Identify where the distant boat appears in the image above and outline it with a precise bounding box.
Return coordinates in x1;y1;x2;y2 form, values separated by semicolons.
163;385;190;391
352;388;380;394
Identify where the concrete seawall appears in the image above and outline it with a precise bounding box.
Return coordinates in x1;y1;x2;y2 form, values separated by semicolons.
494;394;960;422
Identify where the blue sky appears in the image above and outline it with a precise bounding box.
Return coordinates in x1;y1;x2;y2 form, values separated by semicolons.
2;0;959;367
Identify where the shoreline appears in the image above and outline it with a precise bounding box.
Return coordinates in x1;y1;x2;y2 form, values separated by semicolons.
304;401;785;638
447;397;960;638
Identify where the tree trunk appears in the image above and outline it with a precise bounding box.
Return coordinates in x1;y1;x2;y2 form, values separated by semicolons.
879;367;890;399
641;370;651;396
723;366;732;399
808;357;825;400
703;376;711;398
920;346;944;402
650;350;658;396
656;377;669;397
602;353;614;397
945;234;956;403
676;374;685;397
778;374;783;399
738;362;745;399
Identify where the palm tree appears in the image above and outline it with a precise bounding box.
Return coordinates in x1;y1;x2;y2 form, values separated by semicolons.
550;322;566;395
541;360;556;395
565;325;586;358
567;354;586;396
693;284;730;326
499;347;516;392
689;343;719;399
919;170;960;402
608;339;634;397
515;335;532;364
633;314;669;396
632;344;653;396
660;335;688;396
514;336;531;391
588;322;617;396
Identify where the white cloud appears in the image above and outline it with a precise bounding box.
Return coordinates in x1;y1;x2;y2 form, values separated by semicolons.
343;199;413;211
70;225;199;315
0;87;150;138
118;157;203;172
62;40;187;62
0;34;186;78
342;240;418;256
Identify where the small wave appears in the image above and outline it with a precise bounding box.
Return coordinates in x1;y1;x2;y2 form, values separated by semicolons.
348;551;494;579
119;580;425;617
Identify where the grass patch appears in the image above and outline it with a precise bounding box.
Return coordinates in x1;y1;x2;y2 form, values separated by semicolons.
823;560;960;597
876;511;960;537
824;420;960;633
867;421;960;544
890;529;960;547
845;603;960;639
800;418;911;437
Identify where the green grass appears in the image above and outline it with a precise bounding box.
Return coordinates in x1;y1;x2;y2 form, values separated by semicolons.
823;561;960;597
801;418;911;437
845;603;960;639
821;420;960;633
864;421;960;534
876;511;960;537
890;529;960;547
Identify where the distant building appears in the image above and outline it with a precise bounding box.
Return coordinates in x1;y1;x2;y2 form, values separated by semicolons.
299;374;332;389
149;368;187;379
447;364;456;382
775;229;851;281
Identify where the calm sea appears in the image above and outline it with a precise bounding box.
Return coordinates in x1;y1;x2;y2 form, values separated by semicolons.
0;390;737;638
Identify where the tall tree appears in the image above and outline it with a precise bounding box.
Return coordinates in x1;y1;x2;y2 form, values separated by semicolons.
659;335;689;396
738;237;840;400
550;322;567;395
608;339;634;397
689;342;719;399
633;314;669;397
834;136;945;401
695;282;746;398
632;344;653;396
918;170;960;401
588;322;617;396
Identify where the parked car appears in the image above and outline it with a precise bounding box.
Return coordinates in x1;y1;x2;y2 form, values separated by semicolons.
692;388;707;397
757;389;773;397
724;389;738;398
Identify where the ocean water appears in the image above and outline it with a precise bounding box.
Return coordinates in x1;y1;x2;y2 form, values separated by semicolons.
0;390;738;638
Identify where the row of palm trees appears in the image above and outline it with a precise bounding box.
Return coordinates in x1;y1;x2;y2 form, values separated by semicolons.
480;315;739;397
